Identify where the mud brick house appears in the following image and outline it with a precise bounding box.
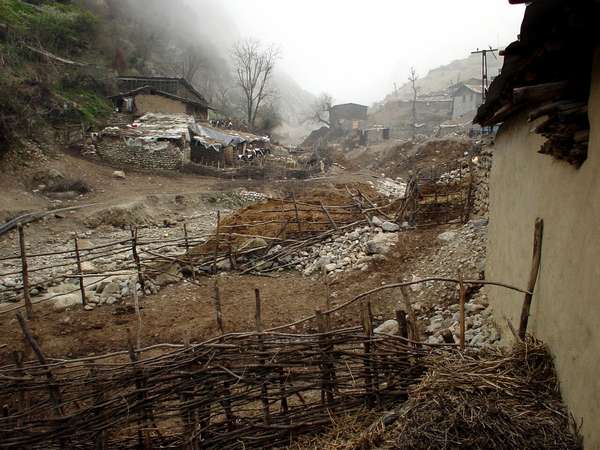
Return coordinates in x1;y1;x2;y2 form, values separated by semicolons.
110;76;211;121
329;103;368;132
474;0;600;446
451;81;482;120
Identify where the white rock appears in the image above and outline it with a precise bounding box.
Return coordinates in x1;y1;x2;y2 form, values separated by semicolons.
374;319;399;335
382;221;400;232
372;216;384;227
113;170;126;179
53;294;83;312
437;231;458;242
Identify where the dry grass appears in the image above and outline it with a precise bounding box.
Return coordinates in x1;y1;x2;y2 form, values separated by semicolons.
290;338;582;450
384;338;582;449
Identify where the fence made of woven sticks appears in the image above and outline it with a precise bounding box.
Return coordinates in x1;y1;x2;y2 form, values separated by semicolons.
0;190;399;318
0;312;428;449
397;160;474;227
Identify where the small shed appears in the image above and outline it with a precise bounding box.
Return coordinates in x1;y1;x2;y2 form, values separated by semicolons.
330;103;368;132
110;76;211;121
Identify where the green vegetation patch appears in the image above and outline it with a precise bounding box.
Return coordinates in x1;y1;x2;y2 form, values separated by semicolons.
59;87;112;124
0;0;97;54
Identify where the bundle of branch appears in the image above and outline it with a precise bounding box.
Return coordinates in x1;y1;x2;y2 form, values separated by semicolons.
384;338;582;449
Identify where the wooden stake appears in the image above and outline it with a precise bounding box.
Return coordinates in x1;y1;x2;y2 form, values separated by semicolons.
399;285;419;342
132;276;142;350
255;289;271;425
183;223;196;281
130;227;145;293
12;351;27;427
395;309;408;339
254;288;262;333
519;218;544;339
214;280;224;334
16;312;66;448
320;201;338;230
74;236;87;306
17;226;33;319
292;192;301;233
458;270;466;350
212;211;221;275
315;309;335;405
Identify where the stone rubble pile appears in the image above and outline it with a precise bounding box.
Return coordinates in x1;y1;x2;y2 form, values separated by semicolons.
288;225;397;277
368;178;407;198
471;146;492;217
420;289;500;346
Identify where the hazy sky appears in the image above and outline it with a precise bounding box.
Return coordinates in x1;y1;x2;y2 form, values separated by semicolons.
215;0;525;105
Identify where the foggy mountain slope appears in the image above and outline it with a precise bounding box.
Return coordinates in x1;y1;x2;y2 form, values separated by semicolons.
92;0;315;142
385;51;503;102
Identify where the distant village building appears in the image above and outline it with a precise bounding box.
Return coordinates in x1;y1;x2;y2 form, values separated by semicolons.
109;76;211;121
451;81;483;119
329;103;368;132
474;0;598;446
370;93;453;138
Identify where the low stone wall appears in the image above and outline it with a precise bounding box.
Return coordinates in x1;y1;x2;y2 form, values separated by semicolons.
471;145;492;217
96;136;186;171
182;162;314;180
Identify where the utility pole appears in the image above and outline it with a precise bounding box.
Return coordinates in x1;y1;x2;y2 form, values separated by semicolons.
471;47;498;103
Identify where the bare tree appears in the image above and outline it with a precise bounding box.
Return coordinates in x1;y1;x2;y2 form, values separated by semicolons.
408;67;419;137
232;39;279;130
180;45;204;82
308;93;335;128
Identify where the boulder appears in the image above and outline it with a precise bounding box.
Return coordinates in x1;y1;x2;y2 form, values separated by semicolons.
100;281;121;299
238;237;268;253
374;319;399;335
372;216;384;227
113;170;126;179
155;263;181;286
80;261;98;274
53;294;83;312
381;221;400;232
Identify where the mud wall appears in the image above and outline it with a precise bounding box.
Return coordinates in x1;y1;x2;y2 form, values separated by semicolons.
135;95;187;115
486;49;600;448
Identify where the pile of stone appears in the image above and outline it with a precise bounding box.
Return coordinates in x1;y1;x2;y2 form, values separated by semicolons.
471;146;493;217
420;289;500;346
288;217;401;277
369;178;407;198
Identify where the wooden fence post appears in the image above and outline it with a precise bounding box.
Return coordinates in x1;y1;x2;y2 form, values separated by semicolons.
74;236;87;306
88;363;107;450
16;312;66;447
519;218;544;339
130;227;145;294
212;211;221;275
395;309;408;340
126;329;151;450
292;192;302;233
255;289;271;425
360;302;375;407
458;271;466;350
17;225;33;319
183;223;196;281
399;285;419;343
214;280;224;334
12;351;27;428
315;309;335;405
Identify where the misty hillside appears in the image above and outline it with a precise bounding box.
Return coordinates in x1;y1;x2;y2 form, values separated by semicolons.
0;0;315;157
385;51;503;102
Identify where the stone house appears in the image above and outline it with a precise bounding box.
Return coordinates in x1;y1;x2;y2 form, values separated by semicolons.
474;0;599;446
96;114;194;171
110;76;211;121
329;103;368;132
451;82;482;119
